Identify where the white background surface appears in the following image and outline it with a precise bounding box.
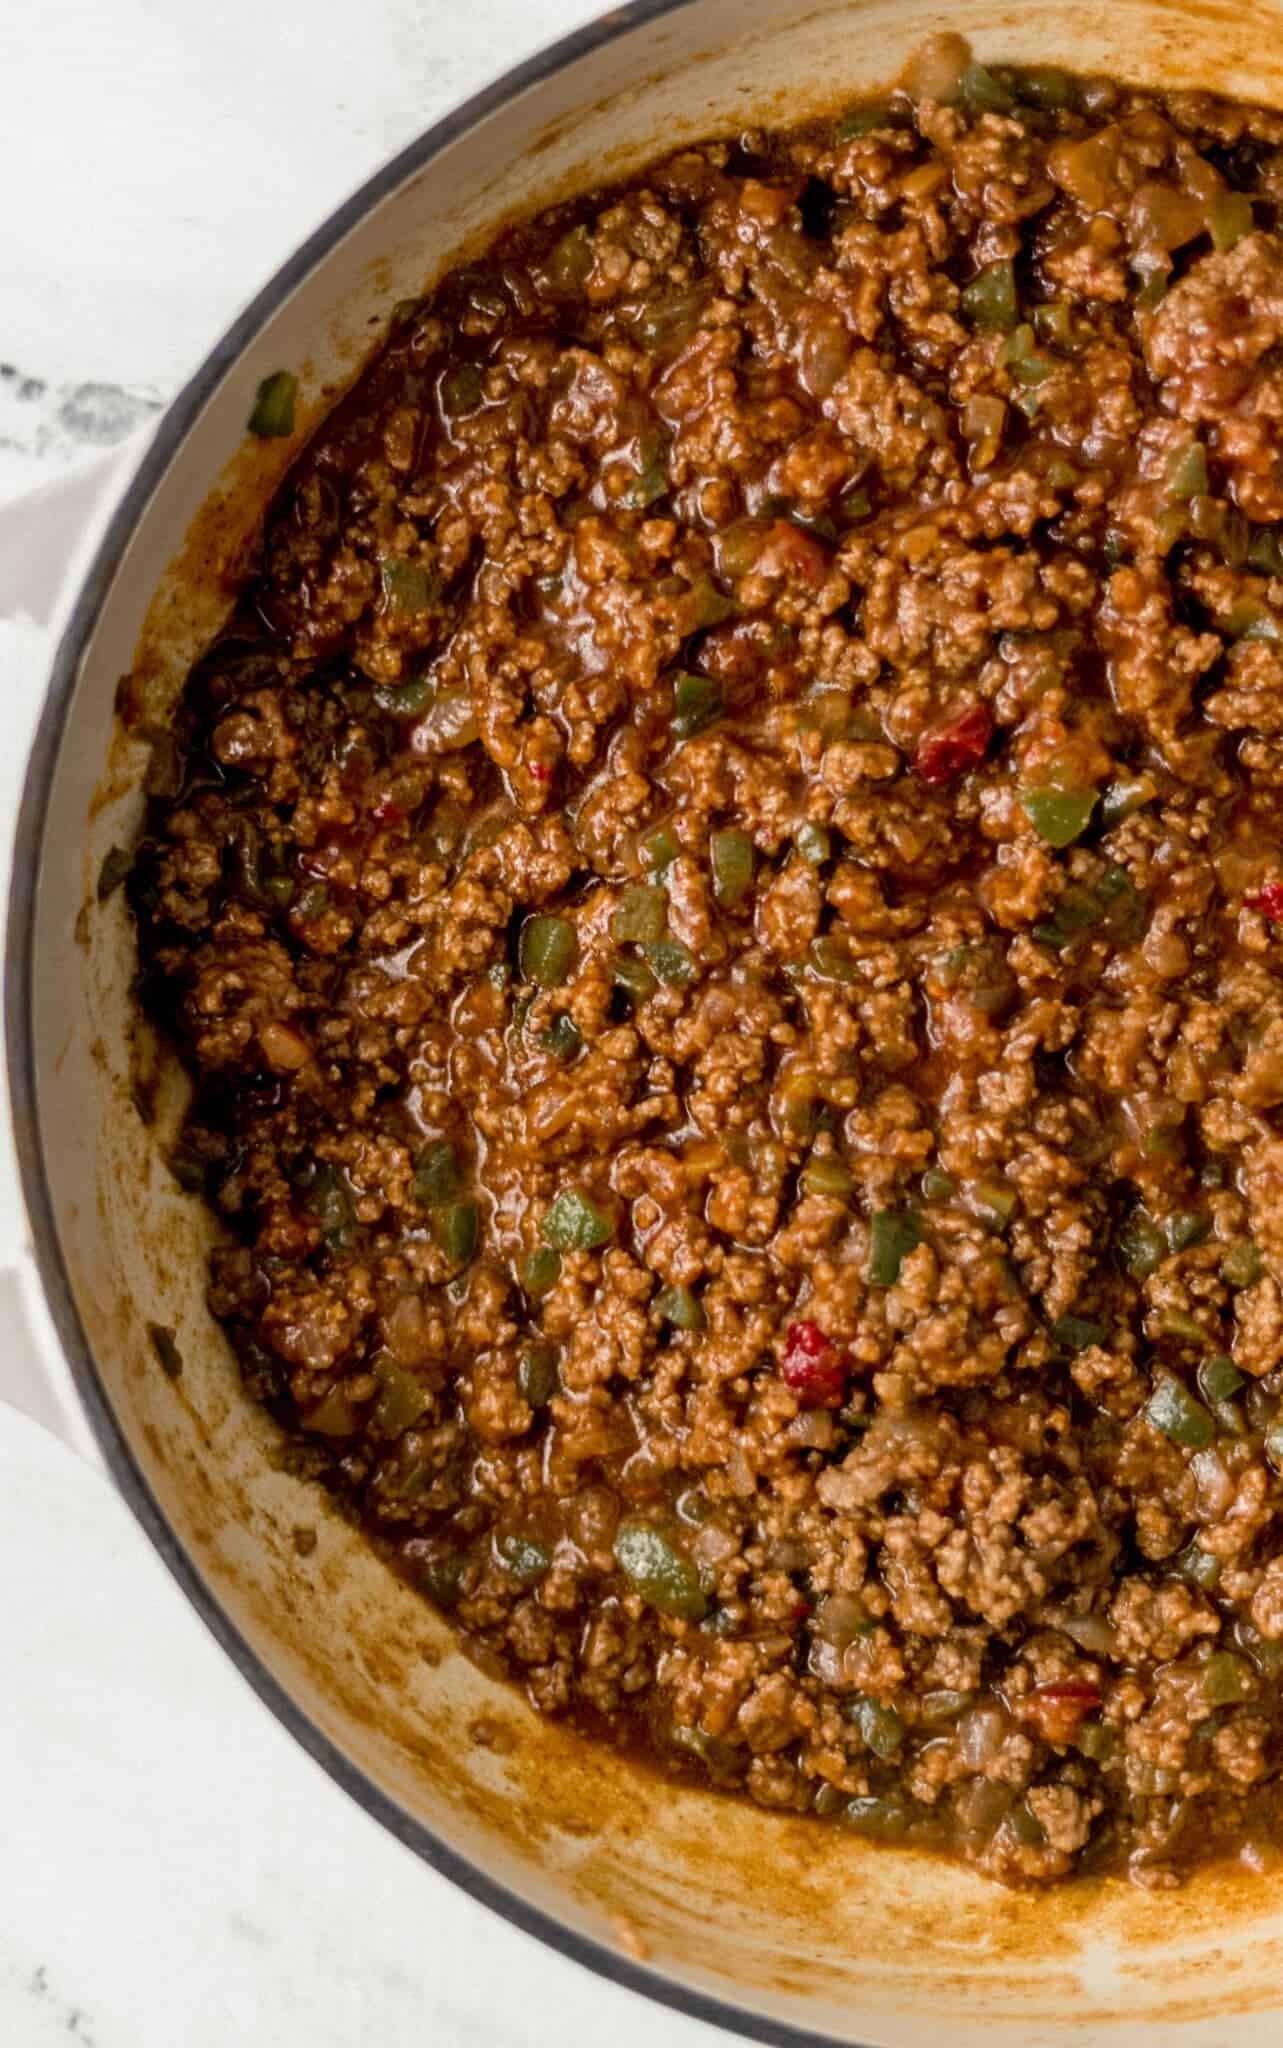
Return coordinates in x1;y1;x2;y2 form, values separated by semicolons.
0;5;730;2045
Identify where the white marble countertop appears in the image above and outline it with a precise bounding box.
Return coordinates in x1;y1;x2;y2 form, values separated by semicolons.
0;5;730;2044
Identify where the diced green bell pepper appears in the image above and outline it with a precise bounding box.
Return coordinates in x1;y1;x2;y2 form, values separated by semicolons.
710;829;754;909
1021;787;1097;848
519;914;578;987
541;1188;614;1251
613;1520;707;1619
868;1209;922;1287
248;370;298;437
1145;1376;1214;1449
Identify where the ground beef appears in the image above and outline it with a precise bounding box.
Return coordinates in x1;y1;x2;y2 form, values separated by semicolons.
130;39;1283;1889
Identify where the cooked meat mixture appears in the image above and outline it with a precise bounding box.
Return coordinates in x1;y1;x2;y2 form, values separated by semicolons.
132;38;1283;1888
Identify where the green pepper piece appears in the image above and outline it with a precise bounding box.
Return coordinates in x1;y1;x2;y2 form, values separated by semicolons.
614;884;667;944
846;1695;904;1759
1145;1376;1215;1449
1248;527;1283;576
1033;881;1104;950
671;1724;741;1773
1034;301;1073;347
961;259;1018;333
1134;264;1170;310
441;361;484;414
373;1359;429;1436
431;1199;479;1264
685;575;737;628
1237;1619;1283;1676
519;913;578;987
496;1532;551;1585
97;845;132;900
546;224;593;295
1118;1207;1166;1278
640;824;681;874
1166;1211;1211;1253
921;1167;957;1203
672;672;723;741
1202;1651;1254;1706
380;559;440;614
919;1688;976;1728
795;822;832;866
308;1163;356;1252
835;102;891;139
868;1209;922;1287
1265;1425;1283;1473
801;1155;856;1199
612;954;658;1002
1165;442;1209;501
1143;1120;1183;1160
1052;1313;1107;1352
1222;1238;1265;1288
1075;1719;1115;1762
373;669;437;717
625;448;670;510
539;1012;582;1060
1215;1397;1247;1438
841;1794;911;1842
1020;787;1097;848
542;1188;613;1251
522;1247;561;1298
1199;1354;1244;1403
959;60;1015;111
1095;865;1148;943
294;882;331;923
613;1519;707;1620
1008;349;1056;387
1006;1801;1047;1848
1217;505;1251;567
517;1344;559;1407
1188;1351;1237;1417
1211;192;1255;252
1176;1540;1221;1591
654;1284;707;1332
647;938;695;986
969;1176;1018;1229
248;369;298;437
1016;64;1075;108
419;1551;466;1609
837;486;873;524
413;1140;461;1207
809;935;861;982
710;829;755;909
1229;602;1283;642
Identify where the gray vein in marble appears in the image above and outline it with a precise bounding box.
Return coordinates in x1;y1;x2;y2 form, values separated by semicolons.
0;361;163;465
19;1963;102;2045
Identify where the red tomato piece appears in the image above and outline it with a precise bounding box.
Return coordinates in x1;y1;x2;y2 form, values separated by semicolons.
756;519;829;586
780;1319;848;1407
913;702;994;786
1021;1679;1102;1746
1246;881;1283;922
